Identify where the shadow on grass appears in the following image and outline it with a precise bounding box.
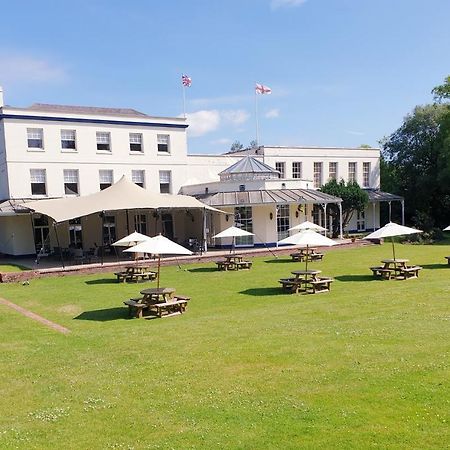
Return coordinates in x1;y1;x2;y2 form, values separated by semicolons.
85;278;118;285
334;274;378;282
74;307;128;321
420;263;449;270
187;267;218;273
0;263;31;271
239;287;283;296
263;258;294;264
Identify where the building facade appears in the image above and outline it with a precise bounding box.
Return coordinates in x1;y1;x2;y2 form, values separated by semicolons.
0;90;402;256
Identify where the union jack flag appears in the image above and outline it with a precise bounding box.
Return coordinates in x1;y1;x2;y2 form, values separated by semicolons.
255;83;272;94
181;74;192;87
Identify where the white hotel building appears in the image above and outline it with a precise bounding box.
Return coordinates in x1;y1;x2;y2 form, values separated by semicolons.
0;88;403;257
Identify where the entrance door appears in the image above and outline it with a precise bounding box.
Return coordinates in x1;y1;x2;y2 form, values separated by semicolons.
356;211;366;231
34;216;50;254
162;214;174;240
234;207;254;247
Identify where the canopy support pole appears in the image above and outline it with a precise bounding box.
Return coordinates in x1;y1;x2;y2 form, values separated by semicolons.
126;209;130;236
100;211;105;266
372;202;376;231
29;213;39;265
388;201;392;222
201;208;206;255
53;222;65;269
338;203;343;239
321;203;328;237
157;255;161;289
401;200;405;225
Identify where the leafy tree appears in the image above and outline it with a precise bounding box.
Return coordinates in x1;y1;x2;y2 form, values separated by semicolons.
359;144;372;148
249;140;258;149
229;140;244;152
320;179;369;237
381;103;450;228
431;75;450;102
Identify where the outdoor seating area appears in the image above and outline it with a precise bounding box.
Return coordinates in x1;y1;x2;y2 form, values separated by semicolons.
123;287;190;318
216;254;253;271
370;259;423;280
290;247;324;262
279;269;334;294
114;266;158;283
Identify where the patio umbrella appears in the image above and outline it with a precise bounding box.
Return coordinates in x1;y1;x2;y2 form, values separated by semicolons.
124;234;192;288
278;229;337;272
288;220;326;232
364;222;423;261
443;225;450;231
213;226;255;254
112;231;151;247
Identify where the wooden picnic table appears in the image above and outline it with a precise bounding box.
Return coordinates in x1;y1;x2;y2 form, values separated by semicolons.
290;247;324;262
140;287;176;303
115;265;157;283
279;269;333;294
216;254;252;271
370;259;422;280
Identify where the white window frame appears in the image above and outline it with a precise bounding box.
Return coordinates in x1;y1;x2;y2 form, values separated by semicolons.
157;134;170;153
132;170;145;188
275;162;285;179
313;162;323;188
61;129;77;151
99;170;113;190
63;169;80;196
30;169;47;196
159;170;171;193
96;132;111;152
27;128;44;150
363;162;370;187
348;162;357;183
329;162;338;181
276;204;290;241
129;133;143;153
292;162;302;179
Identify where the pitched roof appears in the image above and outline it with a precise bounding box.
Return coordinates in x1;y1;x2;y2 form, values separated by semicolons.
219;156;279;175
26;103;149;117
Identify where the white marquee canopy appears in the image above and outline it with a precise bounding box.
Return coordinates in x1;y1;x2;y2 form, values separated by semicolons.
23;176;223;223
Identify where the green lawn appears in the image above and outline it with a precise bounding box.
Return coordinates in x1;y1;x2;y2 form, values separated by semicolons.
0;243;449;449
0;264;29;272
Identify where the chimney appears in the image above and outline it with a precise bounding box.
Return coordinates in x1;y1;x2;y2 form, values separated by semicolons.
0;86;3;108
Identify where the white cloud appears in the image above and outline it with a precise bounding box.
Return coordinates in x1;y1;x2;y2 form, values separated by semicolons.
185;110;221;137
222;109;250;125
0;53;67;84
184;109;250;137
210;138;232;145
265;108;280;118
271;0;307;9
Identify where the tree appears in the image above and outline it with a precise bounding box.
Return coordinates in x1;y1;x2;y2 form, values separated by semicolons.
229;140;244;152
249;140;258;149
431;75;450;102
381;103;450;229
320;179;369;237
359;144;372;148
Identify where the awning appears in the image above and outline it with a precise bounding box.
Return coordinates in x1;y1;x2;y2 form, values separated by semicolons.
195;188;342;207
22;176;224;223
365;189;403;202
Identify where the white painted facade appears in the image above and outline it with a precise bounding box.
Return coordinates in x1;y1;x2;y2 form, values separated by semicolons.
0;95;385;256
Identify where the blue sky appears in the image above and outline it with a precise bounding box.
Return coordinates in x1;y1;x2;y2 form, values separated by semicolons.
1;0;449;153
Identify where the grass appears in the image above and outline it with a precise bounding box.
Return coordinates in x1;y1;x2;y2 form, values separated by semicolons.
0;242;449;449
0;264;29;272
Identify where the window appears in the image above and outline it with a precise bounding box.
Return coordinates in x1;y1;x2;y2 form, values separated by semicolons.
102;215;116;245
348;162;357;183
64;169;79;195
30;169;47;196
159;170;171;193
132;170;145;188
329;162;337;181
69;218;83;247
34;215;50;253
275;162;285;178
99;170;113;190
277;204;290;240
134;214;147;235
96;132;111;151
363;162;370;187
313;162;323;188
157;134;170;153
129;133;143;152
234;207;253;246
27;128;43;149
292;162;302;179
356;210;366;231
239;184;246;192
61;129;76;150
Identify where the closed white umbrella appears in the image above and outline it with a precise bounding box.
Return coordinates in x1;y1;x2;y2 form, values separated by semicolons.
443;225;450;231
112;231;151;247
124;234;192;288
288;220;326;232
278;229;337;272
365;222;423;261
213;226;255;254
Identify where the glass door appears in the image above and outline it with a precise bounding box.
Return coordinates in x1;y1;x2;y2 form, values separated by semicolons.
234;207;254;247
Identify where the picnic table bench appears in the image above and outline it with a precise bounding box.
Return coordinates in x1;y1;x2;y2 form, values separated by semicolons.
216;256;252;271
149;299;188;318
290;250;324;262
309;277;334;293
123;299;148;318
115;267;157;283
370;266;393;279
397;266;422;280
445;256;450;265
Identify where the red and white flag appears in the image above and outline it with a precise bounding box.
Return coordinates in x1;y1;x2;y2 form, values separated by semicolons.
181;74;192;87
255;83;272;94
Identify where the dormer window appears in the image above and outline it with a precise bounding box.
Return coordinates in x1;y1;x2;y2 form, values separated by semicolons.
239;185;246;192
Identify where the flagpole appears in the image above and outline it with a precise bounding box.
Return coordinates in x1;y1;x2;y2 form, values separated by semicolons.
182;84;186;119
255;84;260;146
